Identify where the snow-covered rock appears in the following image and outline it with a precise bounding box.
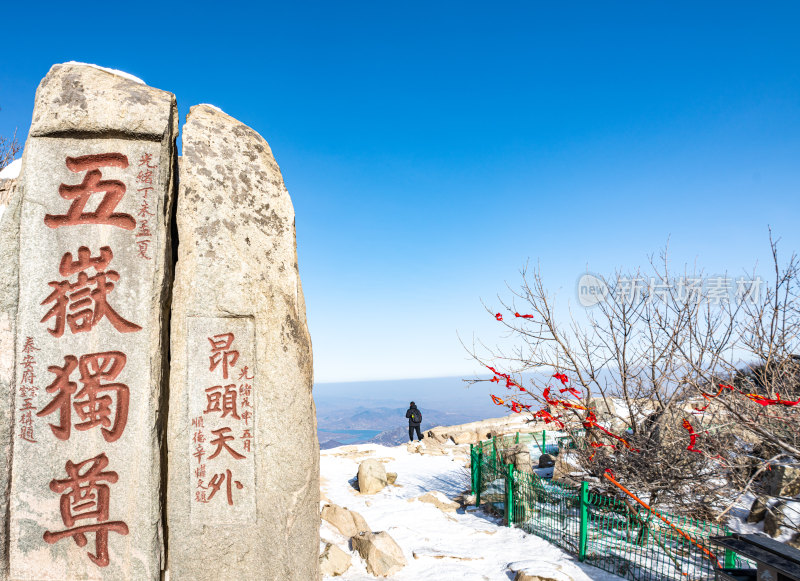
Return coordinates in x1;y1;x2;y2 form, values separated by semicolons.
357;458;389;494
411;491;460;513
351;531;407;577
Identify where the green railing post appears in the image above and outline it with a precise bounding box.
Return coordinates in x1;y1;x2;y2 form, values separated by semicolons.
475;447;483;507
492;436;498;474
541;429;546;454
578;481;588;562
506;463;515;527
470;444;475;496
515;431;519;444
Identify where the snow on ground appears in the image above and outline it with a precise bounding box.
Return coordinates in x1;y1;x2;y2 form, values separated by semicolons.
727;491;800;544
321;442;625;580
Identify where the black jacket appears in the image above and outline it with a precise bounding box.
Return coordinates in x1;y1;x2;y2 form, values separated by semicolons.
406;404;421;427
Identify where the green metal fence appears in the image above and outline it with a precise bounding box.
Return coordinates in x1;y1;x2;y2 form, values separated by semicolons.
470;437;749;581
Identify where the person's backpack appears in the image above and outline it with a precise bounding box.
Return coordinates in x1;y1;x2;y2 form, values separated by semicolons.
410;409;422;424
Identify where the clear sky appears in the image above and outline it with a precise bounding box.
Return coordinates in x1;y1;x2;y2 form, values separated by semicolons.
1;1;799;383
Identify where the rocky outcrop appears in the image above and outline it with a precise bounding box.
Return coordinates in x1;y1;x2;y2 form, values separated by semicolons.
351;531;407;577
426;415;538;445
358;458;389;494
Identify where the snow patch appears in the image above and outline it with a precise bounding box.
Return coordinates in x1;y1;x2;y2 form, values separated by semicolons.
198;103;226;114
0;159;22;180
320;442;625;580
63;62;145;85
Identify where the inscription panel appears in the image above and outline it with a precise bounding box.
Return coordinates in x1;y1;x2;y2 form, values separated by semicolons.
187;316;256;524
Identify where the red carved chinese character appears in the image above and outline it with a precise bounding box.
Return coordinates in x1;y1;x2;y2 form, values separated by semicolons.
138;153;156;169
208;334;238;379
207;469;243;505
41;246;142;337
136;239;151;260
43;453;129;567
241;410;252;426
136;169;153;184
238;366;254;380
204;384;240;419
44;154;135;230
208;427;245;460
18;411;36;443
37;352;129;442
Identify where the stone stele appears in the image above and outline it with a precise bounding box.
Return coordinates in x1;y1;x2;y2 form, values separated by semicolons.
166;104;319;580
8;62;177;581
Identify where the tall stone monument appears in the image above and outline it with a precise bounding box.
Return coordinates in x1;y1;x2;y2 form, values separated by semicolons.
7;63;177;580
166;105;319;580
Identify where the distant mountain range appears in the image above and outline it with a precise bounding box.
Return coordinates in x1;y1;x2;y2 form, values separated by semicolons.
316;403;487;449
314;375;529;449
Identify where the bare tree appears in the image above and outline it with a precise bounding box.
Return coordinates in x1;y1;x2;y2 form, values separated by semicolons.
0;129;21;172
466;237;799;526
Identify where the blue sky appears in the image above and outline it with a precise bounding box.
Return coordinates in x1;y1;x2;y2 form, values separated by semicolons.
2;2;799;383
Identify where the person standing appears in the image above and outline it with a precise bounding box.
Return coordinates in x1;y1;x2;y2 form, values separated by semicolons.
406;401;423;441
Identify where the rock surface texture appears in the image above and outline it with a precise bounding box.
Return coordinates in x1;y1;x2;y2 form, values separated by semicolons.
357;458;389;494
351;531;407;577
8;62;176;581
166;105;318;580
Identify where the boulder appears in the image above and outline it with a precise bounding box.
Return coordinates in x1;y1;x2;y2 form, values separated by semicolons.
538;453;556;468
763;501;786;538
504;443;533;472
387;472;398;485
321;503;370;537
351;531;407;577
166;104;319;580
319;543;352;577
413;491;460;513
746;496;768;524
358;459;389;494
552;453;582;482
763;465;800;497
